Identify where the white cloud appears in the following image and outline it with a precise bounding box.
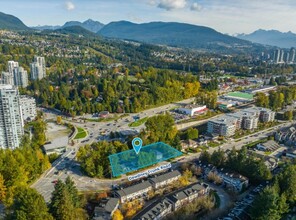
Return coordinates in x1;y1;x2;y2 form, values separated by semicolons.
158;0;187;10
190;2;202;11
148;0;157;6
65;1;75;11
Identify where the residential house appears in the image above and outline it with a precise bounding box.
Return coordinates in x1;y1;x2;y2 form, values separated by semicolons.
217;169;249;192
180;139;198;151
93;198;119;220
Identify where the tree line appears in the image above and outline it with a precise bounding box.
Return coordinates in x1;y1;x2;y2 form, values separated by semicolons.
255;85;296;111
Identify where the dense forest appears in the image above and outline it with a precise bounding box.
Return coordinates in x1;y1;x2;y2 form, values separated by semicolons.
27;68;200;115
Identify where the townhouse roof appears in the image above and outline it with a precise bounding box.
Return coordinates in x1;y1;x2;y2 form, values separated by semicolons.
115;181;152;198
149;170;181;185
168;183;205;203
137;198;172;220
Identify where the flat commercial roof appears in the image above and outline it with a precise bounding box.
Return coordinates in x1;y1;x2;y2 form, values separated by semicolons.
226;92;254;100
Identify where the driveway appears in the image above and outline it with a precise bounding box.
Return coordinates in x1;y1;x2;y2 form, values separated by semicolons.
200;182;233;220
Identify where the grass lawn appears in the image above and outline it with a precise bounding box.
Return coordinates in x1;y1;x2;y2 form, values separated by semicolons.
129;117;148;127
244;138;268;148
85;114;129;123
208;141;221;148
75;127;87;139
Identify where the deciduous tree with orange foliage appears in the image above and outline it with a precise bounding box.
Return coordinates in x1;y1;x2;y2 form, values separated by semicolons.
112;209;124;220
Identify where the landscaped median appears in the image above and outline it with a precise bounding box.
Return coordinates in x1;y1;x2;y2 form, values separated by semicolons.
74;127;88;139
128;117;148;127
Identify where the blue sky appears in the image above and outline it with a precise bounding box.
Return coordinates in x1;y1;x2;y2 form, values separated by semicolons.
1;0;296;34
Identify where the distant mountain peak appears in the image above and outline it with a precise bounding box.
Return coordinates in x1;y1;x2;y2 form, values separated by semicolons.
63;19;104;33
237;29;296;48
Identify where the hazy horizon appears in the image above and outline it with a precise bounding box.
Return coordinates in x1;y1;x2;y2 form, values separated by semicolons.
1;0;296;34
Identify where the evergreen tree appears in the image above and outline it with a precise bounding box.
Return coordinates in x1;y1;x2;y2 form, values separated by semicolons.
65;176;80;208
8;187;53;220
251;186;289;220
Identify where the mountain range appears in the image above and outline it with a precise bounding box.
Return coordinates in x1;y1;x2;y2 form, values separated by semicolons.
237;29;296;48
98;21;250;49
0;11;295;50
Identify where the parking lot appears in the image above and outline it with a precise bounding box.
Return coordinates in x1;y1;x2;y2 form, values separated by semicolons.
219;183;267;220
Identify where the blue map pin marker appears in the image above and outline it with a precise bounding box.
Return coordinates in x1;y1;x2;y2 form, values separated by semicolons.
132;137;143;154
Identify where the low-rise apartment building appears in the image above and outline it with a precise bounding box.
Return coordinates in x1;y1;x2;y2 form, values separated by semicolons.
242;107;275;123
207;116;238;137
207;107;275;137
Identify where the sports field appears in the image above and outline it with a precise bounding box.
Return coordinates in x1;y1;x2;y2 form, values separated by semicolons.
226;92;254;100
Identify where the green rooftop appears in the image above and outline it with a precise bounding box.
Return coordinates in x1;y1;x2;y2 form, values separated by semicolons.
226;92;254;100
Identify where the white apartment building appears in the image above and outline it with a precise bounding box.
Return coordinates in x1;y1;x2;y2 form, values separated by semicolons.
8;61;19;74
2;61;28;88
260;109;275;122
0;85;24;149
233;111;259;130
13;67;28;88
207;116;238;137
20;95;37;121
1;72;13;85
30;56;46;80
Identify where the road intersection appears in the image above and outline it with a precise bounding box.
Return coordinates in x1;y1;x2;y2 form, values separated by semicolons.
32;99;293;203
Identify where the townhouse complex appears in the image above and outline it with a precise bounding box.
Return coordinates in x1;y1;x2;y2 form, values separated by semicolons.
115;171;181;203
136;183;209;220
